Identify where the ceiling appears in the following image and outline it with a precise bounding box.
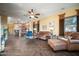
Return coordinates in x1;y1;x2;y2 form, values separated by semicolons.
0;3;79;22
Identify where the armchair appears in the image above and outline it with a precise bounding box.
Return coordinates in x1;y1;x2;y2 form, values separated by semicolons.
67;38;79;51
65;32;79;51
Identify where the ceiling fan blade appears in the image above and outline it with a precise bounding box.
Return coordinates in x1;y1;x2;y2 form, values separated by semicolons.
28;11;31;14
34;16;38;18
31;9;33;12
35;13;40;15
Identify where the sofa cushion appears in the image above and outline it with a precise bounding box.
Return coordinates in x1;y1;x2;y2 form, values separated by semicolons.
64;32;79;40
58;36;68;42
69;40;79;44
37;31;51;40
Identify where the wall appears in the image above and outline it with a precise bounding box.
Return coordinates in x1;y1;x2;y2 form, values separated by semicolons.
7;17;15;34
1;16;7;27
39;6;79;35
7;23;14;34
40;14;59;35
7;17;20;34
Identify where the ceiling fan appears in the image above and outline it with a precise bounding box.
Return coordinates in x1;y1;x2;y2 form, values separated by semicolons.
28;9;40;19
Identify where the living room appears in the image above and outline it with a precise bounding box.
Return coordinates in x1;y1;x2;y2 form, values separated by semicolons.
0;3;79;56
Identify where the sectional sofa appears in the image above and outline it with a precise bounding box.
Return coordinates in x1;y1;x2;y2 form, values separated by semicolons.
48;32;79;51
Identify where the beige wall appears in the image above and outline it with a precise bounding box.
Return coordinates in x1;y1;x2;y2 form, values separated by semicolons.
1;16;8;27
40;14;59;35
8;23;14;34
39;6;79;35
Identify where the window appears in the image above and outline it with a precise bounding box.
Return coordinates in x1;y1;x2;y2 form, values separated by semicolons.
64;16;77;32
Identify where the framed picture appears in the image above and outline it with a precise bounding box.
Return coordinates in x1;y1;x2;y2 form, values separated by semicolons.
42;25;47;30
49;21;55;27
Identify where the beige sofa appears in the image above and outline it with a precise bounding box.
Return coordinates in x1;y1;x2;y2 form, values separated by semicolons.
48;32;79;51
65;32;79;51
68;39;79;51
36;31;51;40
